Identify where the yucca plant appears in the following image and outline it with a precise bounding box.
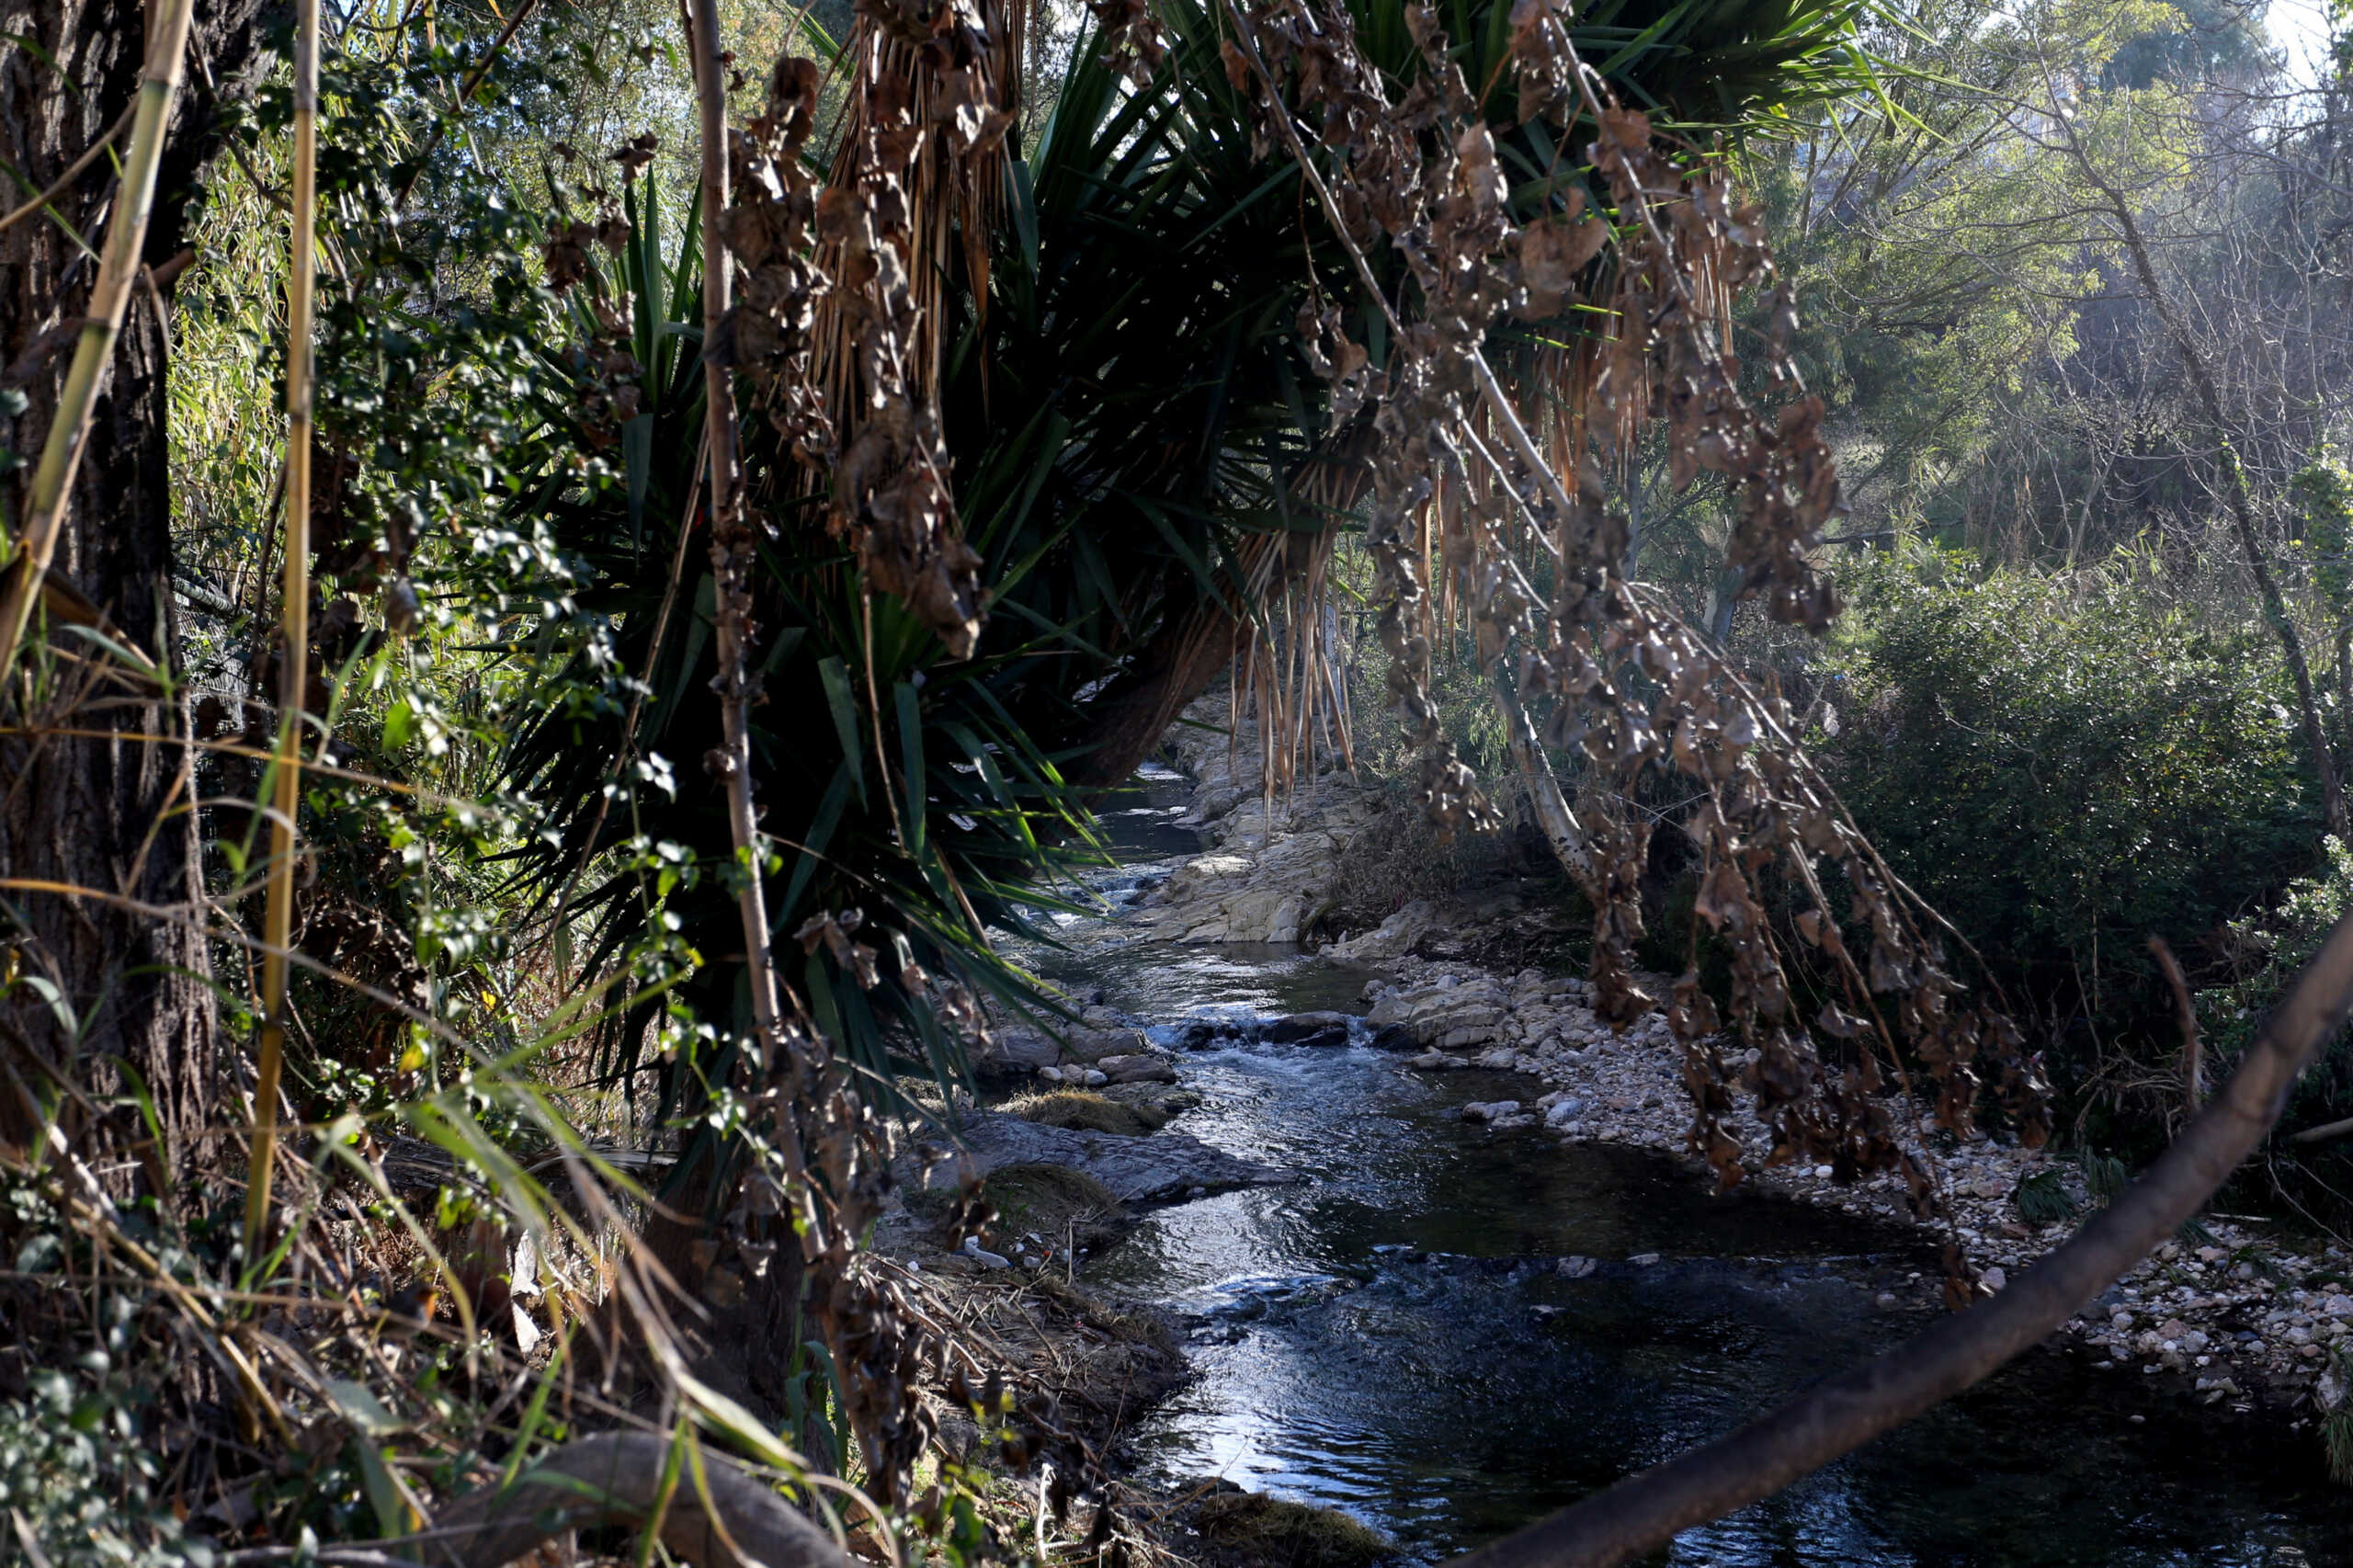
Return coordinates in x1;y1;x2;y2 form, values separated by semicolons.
497;169;1103;1120
495;0;1897;1125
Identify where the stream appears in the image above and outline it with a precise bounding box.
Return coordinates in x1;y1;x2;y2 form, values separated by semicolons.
1007;766;2353;1566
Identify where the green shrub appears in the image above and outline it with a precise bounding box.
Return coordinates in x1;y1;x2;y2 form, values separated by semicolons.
2193;837;2353;1220
0;1372;208;1568
1818;547;2324;1102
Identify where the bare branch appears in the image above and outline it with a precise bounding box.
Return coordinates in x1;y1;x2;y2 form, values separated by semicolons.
1443;909;2353;1568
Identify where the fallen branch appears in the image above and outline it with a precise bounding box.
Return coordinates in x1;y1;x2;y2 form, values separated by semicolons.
409;1432;847;1568
1443;906;2353;1568
2290;1115;2353;1146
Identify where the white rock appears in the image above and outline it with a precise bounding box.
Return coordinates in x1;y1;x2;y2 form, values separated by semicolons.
1981;1267;2008;1292
961;1237;1012;1270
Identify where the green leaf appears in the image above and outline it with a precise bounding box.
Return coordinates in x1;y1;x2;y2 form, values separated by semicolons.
818;655;867;806
324;1378;405;1439
895;680;926;860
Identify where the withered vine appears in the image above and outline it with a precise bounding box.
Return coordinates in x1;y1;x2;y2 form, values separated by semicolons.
1216;0;2051;1279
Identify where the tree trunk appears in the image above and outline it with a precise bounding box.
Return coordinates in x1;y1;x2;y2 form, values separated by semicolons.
0;0;267;1187
1065;591;1250;789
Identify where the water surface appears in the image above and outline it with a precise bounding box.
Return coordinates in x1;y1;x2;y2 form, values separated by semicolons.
1015;768;2353;1566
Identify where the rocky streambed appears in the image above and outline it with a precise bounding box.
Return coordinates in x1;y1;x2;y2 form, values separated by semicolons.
922;723;2353;1564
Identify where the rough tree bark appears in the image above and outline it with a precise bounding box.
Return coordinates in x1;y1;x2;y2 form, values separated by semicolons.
1065;590;1251;789
0;1;267;1180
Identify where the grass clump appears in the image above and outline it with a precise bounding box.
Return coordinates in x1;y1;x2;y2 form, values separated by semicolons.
1008;1090;1154;1136
1190;1492;1395;1568
978;1164;1130;1253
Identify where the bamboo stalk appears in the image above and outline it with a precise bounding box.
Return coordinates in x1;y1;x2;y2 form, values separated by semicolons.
0;0;199;685
244;0;322;1262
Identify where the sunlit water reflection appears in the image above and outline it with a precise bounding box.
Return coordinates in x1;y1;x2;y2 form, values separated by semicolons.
1004;769;2353;1566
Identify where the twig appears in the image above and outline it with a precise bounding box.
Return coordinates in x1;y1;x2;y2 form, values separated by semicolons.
1442;909;2353;1568
0;102;134;235
2290;1116;2353;1146
2148;936;2202;1119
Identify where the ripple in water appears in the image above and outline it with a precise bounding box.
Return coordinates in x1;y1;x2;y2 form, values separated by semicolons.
1035;773;2353;1565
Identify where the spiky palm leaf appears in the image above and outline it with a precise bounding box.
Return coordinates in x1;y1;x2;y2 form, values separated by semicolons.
492;0;1890;1168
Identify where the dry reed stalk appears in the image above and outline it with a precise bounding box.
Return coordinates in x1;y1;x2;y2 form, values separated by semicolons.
244;0;321;1258
0;0;199;683
813;0;1027;420
688;0;790;1056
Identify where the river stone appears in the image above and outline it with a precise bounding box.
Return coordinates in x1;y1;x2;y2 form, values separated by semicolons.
1061;1028;1152;1063
976;1031;1059;1075
1097;1052;1178;1085
1329;899;1439;961
1261;1011;1352;1047
1407;1051;1468;1070
913;1110;1290;1204
1461;1100;1520;1123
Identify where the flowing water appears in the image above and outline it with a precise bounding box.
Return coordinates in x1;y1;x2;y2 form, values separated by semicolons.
1009;767;2353;1566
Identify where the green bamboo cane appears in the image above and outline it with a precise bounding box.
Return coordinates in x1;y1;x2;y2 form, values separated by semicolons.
0;0;199;682
244;0;321;1262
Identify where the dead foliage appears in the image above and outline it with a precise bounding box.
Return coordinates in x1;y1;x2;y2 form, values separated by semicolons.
1222;0;2050;1288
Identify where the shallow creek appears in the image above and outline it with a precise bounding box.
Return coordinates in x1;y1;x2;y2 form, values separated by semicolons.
1006;766;2353;1566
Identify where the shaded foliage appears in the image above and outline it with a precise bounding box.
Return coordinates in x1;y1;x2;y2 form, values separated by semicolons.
1819;547;2324;1098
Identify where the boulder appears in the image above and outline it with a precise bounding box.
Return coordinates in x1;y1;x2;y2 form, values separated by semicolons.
1329;899;1438;962
1364;978;1508;1050
1061;1028;1153;1063
1136;809;1367;945
1097;1052;1179;1085
976;1031;1060;1076
1261;1010;1353;1047
911;1110;1290;1204
1460;1100;1521;1123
